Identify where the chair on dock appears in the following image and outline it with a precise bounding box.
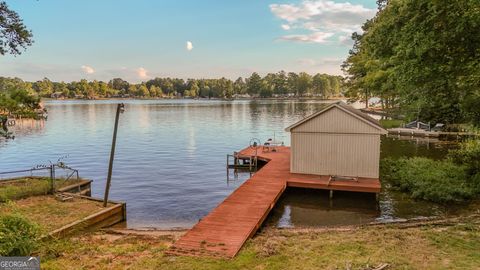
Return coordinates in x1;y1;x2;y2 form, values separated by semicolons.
262;138;283;152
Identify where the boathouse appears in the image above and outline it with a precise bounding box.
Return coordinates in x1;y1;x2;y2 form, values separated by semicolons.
285;102;387;178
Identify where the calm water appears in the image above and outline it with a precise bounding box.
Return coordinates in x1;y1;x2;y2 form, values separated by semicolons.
0;99;467;229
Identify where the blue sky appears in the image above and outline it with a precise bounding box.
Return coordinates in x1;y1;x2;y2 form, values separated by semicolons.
1;0;377;82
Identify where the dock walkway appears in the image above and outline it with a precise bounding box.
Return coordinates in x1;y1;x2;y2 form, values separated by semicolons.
168;146;380;258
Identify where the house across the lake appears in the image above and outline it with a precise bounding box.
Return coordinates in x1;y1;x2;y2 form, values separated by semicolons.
285;101;387;179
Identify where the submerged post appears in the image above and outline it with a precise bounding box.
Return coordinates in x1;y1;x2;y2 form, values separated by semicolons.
103;103;125;207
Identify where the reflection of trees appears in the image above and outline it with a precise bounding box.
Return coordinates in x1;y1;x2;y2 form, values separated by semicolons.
248;100;261;122
270;188;379;227
381;137;452;160
8;118;46;138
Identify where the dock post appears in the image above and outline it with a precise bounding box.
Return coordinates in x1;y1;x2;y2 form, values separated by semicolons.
226;158;230;182
329;190;333;199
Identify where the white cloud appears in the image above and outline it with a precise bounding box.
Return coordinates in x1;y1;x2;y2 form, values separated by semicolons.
81;65;95;74
186;41;193;51
270;0;375;44
279;31;334;44
281;24;291;30
297;58;316;66
293;57;344;75
136;67;148;79
298;57;343;66
338;34;353;46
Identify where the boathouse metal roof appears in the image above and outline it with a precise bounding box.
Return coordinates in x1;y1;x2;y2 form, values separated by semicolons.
284;101;387;134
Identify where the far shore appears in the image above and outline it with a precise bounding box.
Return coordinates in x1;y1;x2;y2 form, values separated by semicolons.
42;96;345;102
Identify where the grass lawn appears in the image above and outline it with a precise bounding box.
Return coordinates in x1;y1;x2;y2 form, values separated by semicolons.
38;215;480;270
0;195;108;232
0;177;83;201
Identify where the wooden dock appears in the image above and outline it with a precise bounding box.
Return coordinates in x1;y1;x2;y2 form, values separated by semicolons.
168;146;381;258
387;128;479;138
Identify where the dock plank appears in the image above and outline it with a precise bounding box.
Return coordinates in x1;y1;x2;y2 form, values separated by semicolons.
168;146;381;258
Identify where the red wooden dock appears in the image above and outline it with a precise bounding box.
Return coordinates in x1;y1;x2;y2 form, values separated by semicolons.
168;146;381;258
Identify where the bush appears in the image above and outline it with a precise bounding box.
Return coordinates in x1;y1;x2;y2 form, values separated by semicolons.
381;157;473;203
448;140;480;192
448;140;480;175
0;213;40;256
379;119;404;129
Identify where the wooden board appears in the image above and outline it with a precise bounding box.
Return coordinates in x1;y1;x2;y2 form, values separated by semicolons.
44;194;126;239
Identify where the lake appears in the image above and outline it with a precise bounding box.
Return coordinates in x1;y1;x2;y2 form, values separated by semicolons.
0;99;467;229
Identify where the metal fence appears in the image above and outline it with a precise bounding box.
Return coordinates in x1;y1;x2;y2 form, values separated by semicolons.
0;165;81;193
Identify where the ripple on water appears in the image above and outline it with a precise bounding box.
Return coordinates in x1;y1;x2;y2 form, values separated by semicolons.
0;99;461;228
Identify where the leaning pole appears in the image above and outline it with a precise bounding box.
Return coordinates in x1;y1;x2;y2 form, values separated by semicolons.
103;103;125;207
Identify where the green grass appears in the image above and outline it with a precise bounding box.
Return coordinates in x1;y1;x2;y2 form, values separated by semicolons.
0;178;52;202
37;216;480;270
0;195;106;232
0;177;81;202
379;119;404;129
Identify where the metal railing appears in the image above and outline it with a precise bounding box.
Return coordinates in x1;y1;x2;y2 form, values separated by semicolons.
0;164;81;193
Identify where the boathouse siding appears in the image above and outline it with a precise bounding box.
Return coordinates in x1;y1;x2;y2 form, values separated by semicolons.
286;102;387;178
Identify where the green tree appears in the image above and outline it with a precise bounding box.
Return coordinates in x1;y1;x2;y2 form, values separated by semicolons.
246;72;262;96
343;0;480;123
312;74;326;97
127;84;137;96
33;78;53;97
137;84;149;97
287;72;299;96
149;85;162;97
297;72;312;96
108;78;129;93
233;77;246;95
97;81;108;97
273;71;288;96
186;80;199;97
0;1;33;55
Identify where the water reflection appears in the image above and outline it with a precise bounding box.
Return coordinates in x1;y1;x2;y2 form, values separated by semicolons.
0;99;469;229
268;188;379;228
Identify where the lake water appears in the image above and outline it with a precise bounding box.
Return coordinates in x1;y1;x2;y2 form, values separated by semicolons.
0;99;469;229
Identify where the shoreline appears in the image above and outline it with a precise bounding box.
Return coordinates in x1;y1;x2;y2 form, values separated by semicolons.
38;213;480;269
42;96;344;102
115;212;475;233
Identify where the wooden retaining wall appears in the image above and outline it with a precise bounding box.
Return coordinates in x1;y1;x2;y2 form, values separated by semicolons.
46;194;127;239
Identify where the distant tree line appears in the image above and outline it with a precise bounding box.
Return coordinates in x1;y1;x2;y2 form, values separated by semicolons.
0;72;343;100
